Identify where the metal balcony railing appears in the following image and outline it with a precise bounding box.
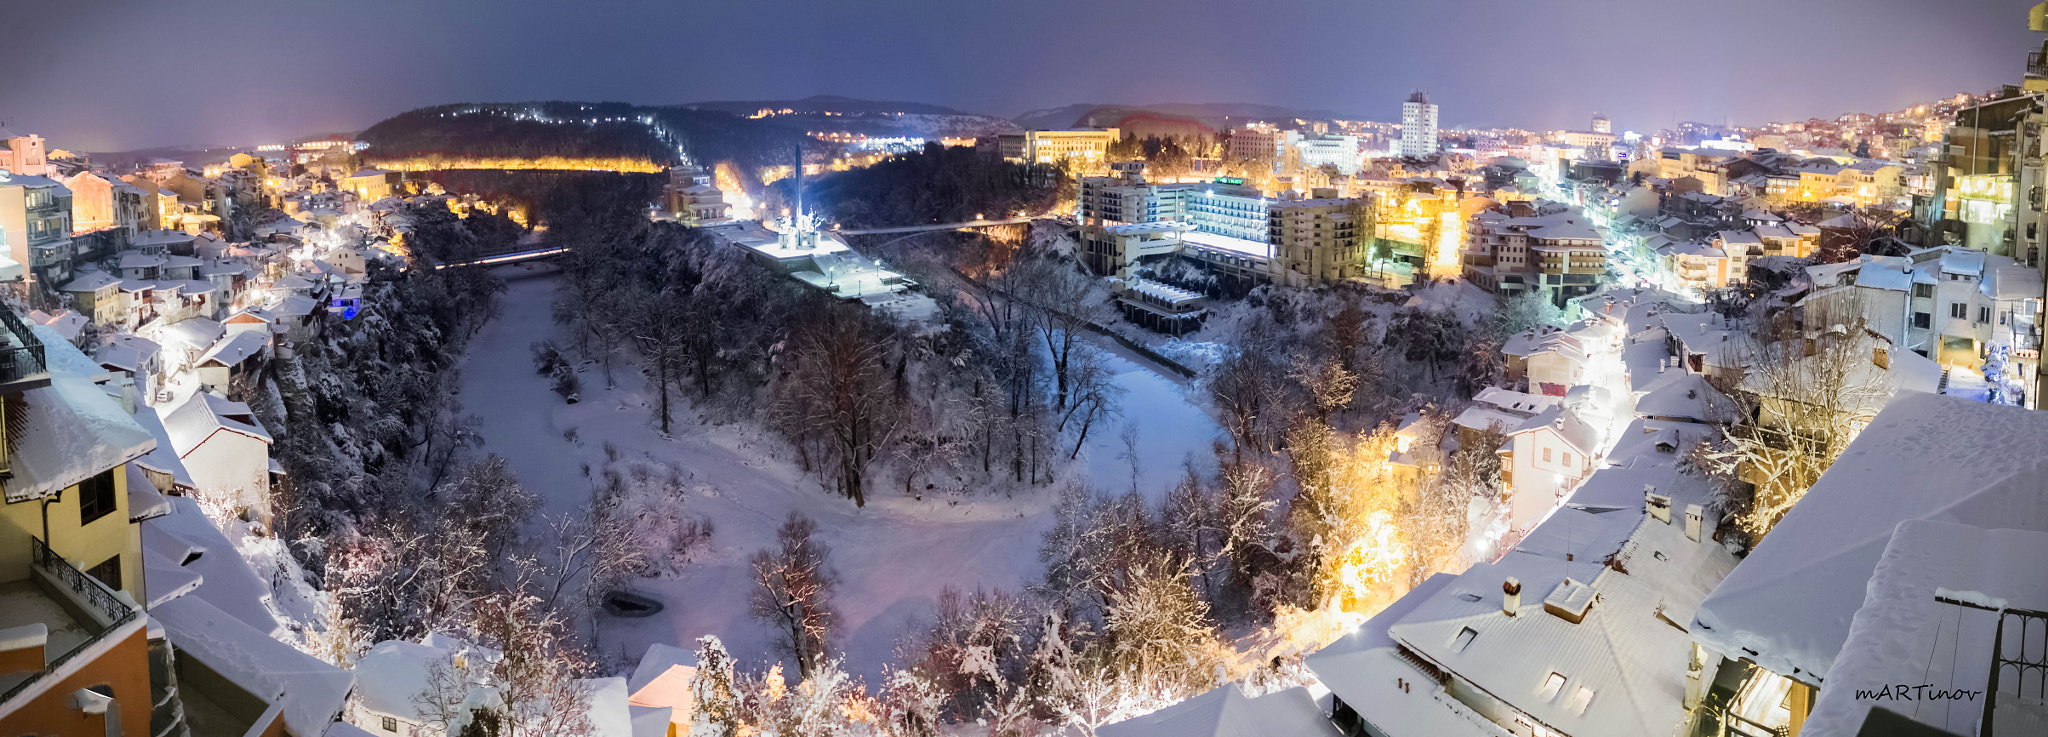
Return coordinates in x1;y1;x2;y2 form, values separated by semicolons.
2028;50;2048;79
0;537;141;705
1937;596;2048;736
0;306;48;387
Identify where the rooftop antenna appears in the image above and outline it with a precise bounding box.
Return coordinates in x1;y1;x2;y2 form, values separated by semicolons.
791;141;804;230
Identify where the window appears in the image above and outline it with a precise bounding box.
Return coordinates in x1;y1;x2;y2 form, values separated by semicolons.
1914;312;1932;329
1952;303;1969;320
1914;283;1933;298
87;555;121;592
1540;672;1567;701
78;469;117;525
1568;686;1596;715
383;716;399;733
1450;626;1478;653
1980;306;1992;324
1542;448;1553;462
1563;452;1575;469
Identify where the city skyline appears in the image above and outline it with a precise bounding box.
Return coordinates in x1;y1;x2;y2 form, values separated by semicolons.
7;0;2041;151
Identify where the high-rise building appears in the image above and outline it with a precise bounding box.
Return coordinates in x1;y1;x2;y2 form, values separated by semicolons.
1400;91;1439;158
1592;112;1612;135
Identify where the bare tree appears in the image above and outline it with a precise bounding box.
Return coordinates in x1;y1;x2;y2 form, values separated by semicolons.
1815;207;1908;263
540;477;649;615
1015;257;1112;411
631;290;693;433
467;589;597;737
1699;298;1892;541
750;512;838;679
772;309;904;506
1060;345;1123;459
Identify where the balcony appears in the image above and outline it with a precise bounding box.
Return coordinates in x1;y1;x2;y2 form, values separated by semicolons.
0;537;143;708
0;306;49;394
29;239;72;267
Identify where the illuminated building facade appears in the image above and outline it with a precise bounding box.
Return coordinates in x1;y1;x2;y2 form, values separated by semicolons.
1078;164;1371;287
996;128;1119;169
664;165;730;225
0;128;50;177
1462;203;1608;306
0;173;75;287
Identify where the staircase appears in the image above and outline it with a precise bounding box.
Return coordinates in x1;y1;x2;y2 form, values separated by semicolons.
1937;366;1952;394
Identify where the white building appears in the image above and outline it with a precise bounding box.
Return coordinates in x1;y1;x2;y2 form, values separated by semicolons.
162;391;275;514
1401;91;1439;158
1296;133;1363;175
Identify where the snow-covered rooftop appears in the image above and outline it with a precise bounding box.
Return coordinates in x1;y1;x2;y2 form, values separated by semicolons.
130;401;196;491
1;325;157;503
1692;393;2048;685
1801;520;2048;737
1120;277;1203;305
1179;228;1272;259
153;594;352;737
1097;684;1343;737
164;391;273;454
1304;574;1509;737
197;329;269;368
626;642;697;723
143;495;284;636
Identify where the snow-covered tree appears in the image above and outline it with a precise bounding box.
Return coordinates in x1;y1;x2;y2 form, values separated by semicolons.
689;637;743;737
750;512;838;679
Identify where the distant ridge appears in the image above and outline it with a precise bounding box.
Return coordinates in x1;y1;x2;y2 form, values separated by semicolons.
1012;102;1371;131
679;95;976;117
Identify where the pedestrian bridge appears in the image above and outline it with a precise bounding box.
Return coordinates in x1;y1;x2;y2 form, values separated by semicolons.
433;216;1042;268
834;217;1034;235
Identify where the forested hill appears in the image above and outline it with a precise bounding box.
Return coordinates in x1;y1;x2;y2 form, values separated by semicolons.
356;99;1002;177
358;102;679;170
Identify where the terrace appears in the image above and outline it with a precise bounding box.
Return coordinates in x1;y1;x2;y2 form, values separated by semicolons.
0;537;143;708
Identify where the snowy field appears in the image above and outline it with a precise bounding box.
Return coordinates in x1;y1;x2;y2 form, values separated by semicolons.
457;263;1222;678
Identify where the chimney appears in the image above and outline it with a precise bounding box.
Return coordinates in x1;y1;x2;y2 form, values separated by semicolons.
1683;647;1707;710
0;623;48;676
118;379;138;415
1646;487;1672;523
1503;577;1522;616
1686;504;1713;542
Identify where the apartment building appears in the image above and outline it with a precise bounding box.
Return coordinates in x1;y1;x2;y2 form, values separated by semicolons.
0;310;156;737
1462;203;1609;305
0;173;76;288
1654;147;1736;194
1079;164;1375;289
0;129;50;177
1268;196;1369;285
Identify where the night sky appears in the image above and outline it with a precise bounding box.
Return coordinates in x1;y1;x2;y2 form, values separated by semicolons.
8;0;2040;151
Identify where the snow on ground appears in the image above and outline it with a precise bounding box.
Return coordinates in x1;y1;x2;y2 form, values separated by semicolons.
1400;279;1497;326
458;263;1222;679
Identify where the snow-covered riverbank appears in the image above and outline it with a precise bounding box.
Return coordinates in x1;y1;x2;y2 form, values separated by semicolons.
456;263;1222;678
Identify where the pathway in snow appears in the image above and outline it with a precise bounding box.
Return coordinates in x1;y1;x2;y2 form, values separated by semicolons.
456;263;1222;678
